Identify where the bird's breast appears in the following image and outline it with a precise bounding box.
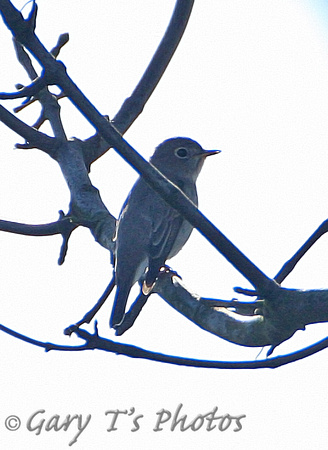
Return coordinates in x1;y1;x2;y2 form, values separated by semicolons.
167;219;194;259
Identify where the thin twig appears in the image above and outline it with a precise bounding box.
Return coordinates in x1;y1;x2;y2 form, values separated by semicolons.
0;323;88;352
1;320;327;369
0;75;45;99
0;213;78;264
64;275;116;334
0;0;278;296
0;216;74;237
274;219;328;284
113;0;195;134
50;32;69;58
84;0;195;165
0;104;57;154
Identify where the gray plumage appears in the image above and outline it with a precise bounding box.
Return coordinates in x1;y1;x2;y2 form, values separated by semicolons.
110;137;220;328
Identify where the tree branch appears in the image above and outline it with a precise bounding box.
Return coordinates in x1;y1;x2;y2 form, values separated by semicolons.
0;104;57;153
1;320;328;369
113;0;194;134
0;214;74;237
3;0;325;360
0;212;78;264
0;0;278;295
154;270;328;350
84;0;195;166
0;4;116;251
274;219;328;283
64;275;116;334
0;75;46;99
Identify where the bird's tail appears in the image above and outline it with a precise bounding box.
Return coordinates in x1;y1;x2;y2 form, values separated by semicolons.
110;285;131;328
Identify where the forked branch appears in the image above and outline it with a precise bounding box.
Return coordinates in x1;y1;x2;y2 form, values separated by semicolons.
1;0;328;367
1;321;328;369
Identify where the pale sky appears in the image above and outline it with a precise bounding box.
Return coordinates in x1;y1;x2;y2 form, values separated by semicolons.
1;1;328;448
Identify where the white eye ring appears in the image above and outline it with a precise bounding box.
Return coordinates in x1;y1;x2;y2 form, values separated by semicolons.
175;147;188;158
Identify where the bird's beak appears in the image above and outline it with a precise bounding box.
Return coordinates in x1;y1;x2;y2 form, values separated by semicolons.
203;149;221;157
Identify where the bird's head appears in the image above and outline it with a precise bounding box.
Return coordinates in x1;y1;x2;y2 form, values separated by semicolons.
150;137;220;182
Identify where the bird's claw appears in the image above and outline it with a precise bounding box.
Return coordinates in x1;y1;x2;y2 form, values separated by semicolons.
158;264;182;279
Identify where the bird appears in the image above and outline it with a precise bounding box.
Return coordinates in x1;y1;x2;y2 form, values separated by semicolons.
110;137;220;329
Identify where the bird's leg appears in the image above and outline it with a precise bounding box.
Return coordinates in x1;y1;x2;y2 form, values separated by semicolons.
157;264;182;279
64;274;115;335
115;266;181;335
142;281;156;296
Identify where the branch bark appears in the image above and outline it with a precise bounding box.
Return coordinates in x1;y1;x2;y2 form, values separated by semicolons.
1;321;328;370
0;104;57;153
83;0;195;166
0;1;278;296
155;270;328;349
1;0;327;364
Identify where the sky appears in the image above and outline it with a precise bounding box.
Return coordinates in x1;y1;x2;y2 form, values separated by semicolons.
1;0;328;448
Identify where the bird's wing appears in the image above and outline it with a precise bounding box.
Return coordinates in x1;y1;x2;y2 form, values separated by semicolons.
150;206;182;258
121;178;183;262
145;197;184;286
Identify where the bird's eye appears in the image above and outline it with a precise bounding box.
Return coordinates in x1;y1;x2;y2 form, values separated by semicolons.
175;147;188;158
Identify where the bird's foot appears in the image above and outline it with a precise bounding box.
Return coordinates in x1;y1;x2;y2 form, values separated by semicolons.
158;264;182;279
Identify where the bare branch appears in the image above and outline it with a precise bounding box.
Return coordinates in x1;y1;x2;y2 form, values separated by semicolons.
0;4;116;250
3;0;326;365
1;320;328;370
155;272;270;347
70;327;328;369
113;0;195;134
51;71;277;293
0;75;45;99
13;91;65;114
0;103;57;154
84;0;195;165
200;297;262;316
0;322;88;352
53;138;116;251
0;215;74;237
0;212;78;264
64;275;116;334
13;34;38;78
0;0;278;294
274;219;328;284
13;38;67;139
50;32;69;58
155;270;328;350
